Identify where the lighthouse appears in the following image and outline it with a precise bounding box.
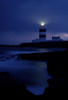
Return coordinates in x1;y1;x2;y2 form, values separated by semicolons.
32;23;47;43
32;22;63;43
39;23;46;40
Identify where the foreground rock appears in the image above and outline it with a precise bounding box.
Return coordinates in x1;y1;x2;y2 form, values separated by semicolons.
43;50;68;96
0;72;34;96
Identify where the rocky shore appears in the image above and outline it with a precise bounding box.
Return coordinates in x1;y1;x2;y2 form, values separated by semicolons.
43;49;68;97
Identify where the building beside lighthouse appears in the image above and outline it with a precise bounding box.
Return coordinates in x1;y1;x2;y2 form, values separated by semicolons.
52;36;62;41
32;23;63;43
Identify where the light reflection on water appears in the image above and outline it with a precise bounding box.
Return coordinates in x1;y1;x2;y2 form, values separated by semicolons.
0;47;66;56
27;61;50;95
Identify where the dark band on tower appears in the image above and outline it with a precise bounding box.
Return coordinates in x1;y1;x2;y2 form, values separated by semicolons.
39;29;46;32
39;35;46;38
39;26;46;39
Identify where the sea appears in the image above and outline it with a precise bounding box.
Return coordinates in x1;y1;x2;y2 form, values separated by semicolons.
0;47;66;95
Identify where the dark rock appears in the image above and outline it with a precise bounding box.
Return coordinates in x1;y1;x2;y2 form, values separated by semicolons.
47;51;68;78
43;50;68;97
0;72;14;86
43;79;68;97
0;72;35;96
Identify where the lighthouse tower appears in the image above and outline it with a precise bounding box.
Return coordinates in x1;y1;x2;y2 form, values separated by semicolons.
32;23;47;43
39;23;46;40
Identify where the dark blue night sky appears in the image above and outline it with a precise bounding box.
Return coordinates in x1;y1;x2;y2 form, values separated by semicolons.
0;0;68;44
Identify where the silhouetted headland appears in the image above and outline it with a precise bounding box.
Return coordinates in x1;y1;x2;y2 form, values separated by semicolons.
19;41;68;48
0;41;68;48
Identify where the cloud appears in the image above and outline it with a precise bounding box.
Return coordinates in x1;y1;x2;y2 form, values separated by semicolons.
63;33;68;37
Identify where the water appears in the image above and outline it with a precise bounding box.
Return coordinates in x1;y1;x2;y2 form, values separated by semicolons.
0;47;65;95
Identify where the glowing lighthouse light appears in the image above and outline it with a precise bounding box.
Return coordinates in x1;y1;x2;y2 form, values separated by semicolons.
41;22;45;26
